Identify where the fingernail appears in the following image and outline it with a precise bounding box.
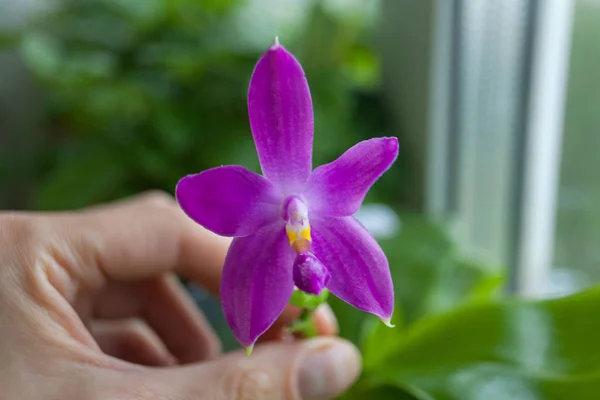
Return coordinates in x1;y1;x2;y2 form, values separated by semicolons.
298;339;361;400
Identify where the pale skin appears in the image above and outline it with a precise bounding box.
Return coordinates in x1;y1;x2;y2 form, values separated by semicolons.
0;191;361;400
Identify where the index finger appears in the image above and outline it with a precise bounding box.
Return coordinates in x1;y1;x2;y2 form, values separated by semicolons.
45;191;336;339
54;191;229;292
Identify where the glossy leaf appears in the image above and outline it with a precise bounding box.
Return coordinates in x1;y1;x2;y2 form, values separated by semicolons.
343;385;421;400
357;287;600;400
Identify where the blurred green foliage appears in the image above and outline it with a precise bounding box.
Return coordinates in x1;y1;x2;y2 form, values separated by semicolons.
16;0;399;210
345;287;600;400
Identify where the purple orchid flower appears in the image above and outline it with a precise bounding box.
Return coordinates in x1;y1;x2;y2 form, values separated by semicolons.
176;38;398;349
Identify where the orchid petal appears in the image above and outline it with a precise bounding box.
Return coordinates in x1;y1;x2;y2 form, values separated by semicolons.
248;40;314;194
311;215;394;321
176;165;282;237
220;223;295;347
304;137;399;217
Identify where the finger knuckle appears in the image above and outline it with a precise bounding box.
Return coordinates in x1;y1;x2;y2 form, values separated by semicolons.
224;363;279;400
139;190;176;208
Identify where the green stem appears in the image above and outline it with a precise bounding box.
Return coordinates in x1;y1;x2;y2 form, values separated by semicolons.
287;289;330;337
287;308;318;337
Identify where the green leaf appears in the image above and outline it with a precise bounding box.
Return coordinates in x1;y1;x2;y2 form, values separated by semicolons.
358;287;600;400
342;385;421;400
361;315;404;372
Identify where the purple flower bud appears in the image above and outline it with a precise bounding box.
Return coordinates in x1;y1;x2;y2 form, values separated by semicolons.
293;252;331;295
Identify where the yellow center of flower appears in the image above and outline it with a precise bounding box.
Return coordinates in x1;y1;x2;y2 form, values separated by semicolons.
286;225;311;253
284;196;311;254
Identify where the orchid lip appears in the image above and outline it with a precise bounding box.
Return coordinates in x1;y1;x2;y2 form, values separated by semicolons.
293;252;330;295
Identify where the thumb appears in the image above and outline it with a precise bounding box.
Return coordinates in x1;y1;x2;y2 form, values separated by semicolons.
146;338;361;400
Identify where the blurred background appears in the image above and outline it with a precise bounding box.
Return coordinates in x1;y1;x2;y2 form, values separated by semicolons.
0;0;599;398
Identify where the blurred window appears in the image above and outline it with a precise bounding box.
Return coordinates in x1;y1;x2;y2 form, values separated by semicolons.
553;0;600;290
424;0;596;298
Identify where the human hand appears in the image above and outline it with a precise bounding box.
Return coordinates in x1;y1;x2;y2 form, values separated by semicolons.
0;191;361;399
